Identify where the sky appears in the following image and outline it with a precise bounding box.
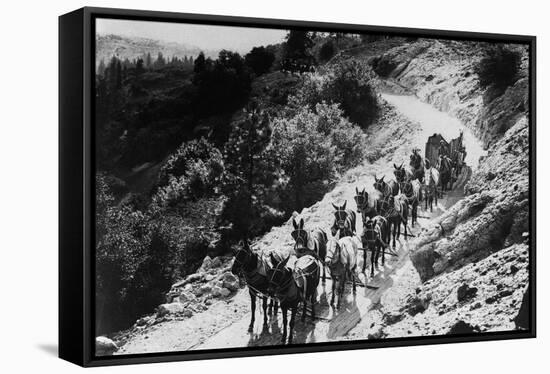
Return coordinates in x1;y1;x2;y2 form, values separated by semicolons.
96;18;287;54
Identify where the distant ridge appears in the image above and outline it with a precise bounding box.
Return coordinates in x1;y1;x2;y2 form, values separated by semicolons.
96;34;219;65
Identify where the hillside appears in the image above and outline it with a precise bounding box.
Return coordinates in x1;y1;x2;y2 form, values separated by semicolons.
96;34;218;66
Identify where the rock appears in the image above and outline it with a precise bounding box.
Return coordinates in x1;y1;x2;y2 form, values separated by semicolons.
136;316;151;326
470;302;482;310
382;312;404;325
95;336;118;356
211;257;223;268
405;296;430;316
211;285;231;298
447;320;480;335
499;289;514;298
510;264;519;274
457;284;478;302
187;273;204;283
176;291;196;304
183;309;194;318
220;288;231;297
367;328;386;340
198;284;212;296
157;302;185;317
200;256;213;271
222;272;240;291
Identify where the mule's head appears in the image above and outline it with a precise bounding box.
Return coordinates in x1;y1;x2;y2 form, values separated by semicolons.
373;175;386;194
231;240;254;276
325;229;341;266
332;201;348;231
291;218;308;249
267;254;291;295
393;162;406;182
354;187;368;212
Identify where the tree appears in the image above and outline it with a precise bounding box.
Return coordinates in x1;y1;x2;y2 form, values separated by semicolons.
145;52;152;69
97;59;106;77
194;52;207;74
221;104;277;238
154;52;166;69
318;40;336;62
245;46;276;76
281;30;316;72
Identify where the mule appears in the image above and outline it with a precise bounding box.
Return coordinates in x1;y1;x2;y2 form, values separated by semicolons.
423;166;439;212
393;163;414;184
354;187;378;224
399;179;421;227
362;216;389;277
330;201;357;238
373;175;399;198
325;229;360;308
232;241;279;332
291;218;328;282
267;254;320;344
377;194;408;248
409;150;425;183
438;155;454;193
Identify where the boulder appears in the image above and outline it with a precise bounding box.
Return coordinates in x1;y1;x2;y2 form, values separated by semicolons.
200;256;213;271
447;320;480;335
211;285;231;298
176;291;196;304
514;286;530;329
157;302;185;317
211;257;223;268
457;284;478;302
95;336;118;356
221;272;240;291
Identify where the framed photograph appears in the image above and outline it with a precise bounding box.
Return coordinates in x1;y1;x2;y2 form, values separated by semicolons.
59;7;536;367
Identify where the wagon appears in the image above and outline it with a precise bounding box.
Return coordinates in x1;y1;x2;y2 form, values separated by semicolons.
425;133;450;168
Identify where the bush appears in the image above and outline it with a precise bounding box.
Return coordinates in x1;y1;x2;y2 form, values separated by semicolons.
157;138;224;196
269;107;337;212
95;174;211;334
475;45;521;90
290;59;379;128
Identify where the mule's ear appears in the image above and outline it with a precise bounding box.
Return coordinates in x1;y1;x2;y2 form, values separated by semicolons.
393;163;397;169
292;218;298;230
400;162;404;169
270;253;279;266
243;240;250;251
356;187;359;194
380;175;385;182
362;188;366;194
281;255;290;267
299;218;304;229
374;174;378;182
335;229;341;239
332;203;338;210
342;201;347;210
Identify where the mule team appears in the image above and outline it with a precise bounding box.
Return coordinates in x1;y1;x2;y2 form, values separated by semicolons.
231;145;463;344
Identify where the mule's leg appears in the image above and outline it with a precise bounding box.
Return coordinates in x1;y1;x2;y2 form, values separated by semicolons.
330;274;336;306
274;301;279;316
288;307;297;344
310;291;316;320
352;268;356;294
370;249;377;278
362;246;367;273
262;296;268;326
302;297;307;322
322;263;326;284
281;307;288;343
249;291;256;332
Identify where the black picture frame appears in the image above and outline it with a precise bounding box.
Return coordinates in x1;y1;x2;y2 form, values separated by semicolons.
59;6;536;367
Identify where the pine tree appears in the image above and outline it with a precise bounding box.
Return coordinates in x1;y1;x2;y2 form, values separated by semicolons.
97;59;106;77
282;30;316;72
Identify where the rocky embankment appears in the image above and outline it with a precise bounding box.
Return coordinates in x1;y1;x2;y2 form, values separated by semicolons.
367;39;531;336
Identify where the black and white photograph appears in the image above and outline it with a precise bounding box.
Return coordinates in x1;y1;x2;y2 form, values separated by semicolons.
92;15;533;357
